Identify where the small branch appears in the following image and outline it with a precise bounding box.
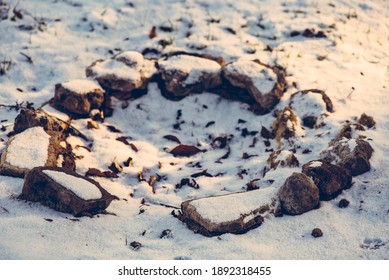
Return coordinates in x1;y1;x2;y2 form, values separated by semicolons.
20;52;33;64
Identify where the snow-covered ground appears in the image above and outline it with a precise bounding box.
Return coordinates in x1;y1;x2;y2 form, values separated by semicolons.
0;0;388;259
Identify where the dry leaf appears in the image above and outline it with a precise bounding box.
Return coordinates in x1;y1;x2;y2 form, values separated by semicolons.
170;144;204;157
163;135;181;144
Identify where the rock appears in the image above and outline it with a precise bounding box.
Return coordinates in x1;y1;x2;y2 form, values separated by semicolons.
157;52;223;99
278;172;320;215
311;228;323;238
86;51;157;100
267;150;299;170
0;127;59;178
13;109;70;140
272;106;299;145
20;166;117;217
320;127;374;176
289;89;333;128
338;199;350;208
0;1;10;20
52;78;105;117
222;60;287;113
302;160;352;200
358;113;376;129
179;187;279;236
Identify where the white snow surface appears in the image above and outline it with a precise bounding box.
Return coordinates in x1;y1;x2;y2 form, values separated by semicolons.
190;187;276;224
159;55;221;85
224;61;277;94
43;170;102;200
5;127;50;169
0;0;388;260
61;79;103;94
309;161;323;168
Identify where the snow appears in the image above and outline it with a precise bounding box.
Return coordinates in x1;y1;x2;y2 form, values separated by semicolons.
43;170;102;200
0;0;388;260
309;161;323;168
61;79;103;94
189;187;277;224
5;127;50;169
224;61;277;94
158;55;221;85
89;59;142;81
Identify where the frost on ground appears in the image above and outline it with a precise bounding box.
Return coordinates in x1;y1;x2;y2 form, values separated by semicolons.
0;0;388;259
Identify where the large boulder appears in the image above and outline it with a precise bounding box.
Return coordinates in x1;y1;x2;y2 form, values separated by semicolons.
320;124;374;176
20;166;117;217
0;127;59;178
179;187;279;236
157;52;223;99
302;160;352;200
86;51;157;100
222;60;287;113
53;78;105;117
278;172;320;215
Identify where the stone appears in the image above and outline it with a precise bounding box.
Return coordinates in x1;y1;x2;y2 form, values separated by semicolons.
13;109;70;140
0;1;10;21
320;129;374;176
86;51;157;100
278;172;320;215
267;150;299;170
157;52;223;99
338;199;350;208
358;113;376;129
289;89;333;129
53;78;105;117
20;166;117;217
179;187;279;236
311;228;323;238
222;60;287;113
302;160;352;200
0;127;59;178
271;106;299;145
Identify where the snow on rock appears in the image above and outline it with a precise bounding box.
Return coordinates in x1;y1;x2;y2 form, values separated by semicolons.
61;79;104;95
179;187;279;236
222;60;287;113
43;169;102;200
267;149;299;170
0;127;58;178
289;89;334;129
157;53;223;99
13;108;70;140
278;172;320;215
20;167;117;217
53;78;105;117
302;160;352;200
86;51;157;100
320;124;374;176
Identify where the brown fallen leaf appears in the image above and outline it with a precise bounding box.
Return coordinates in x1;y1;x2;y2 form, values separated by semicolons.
191;169;213;178
123;156;133;167
170;144;205;157
109;161;123;174
116;136;131;145
149;26;157;39
129;143;138;152
106;125;122;133
86;168;118;178
163;135;181;144
87;120;99;129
